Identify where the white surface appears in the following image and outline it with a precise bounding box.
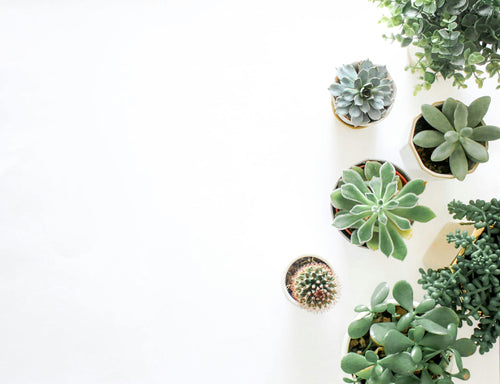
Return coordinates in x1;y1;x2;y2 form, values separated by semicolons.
0;1;499;383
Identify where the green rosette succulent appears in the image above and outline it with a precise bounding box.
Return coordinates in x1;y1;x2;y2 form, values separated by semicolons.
341;281;476;384
368;0;500;92
419;198;500;354
331;161;435;260
329;60;395;127
413;96;500;181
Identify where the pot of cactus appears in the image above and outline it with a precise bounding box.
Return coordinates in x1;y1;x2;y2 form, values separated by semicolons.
284;255;339;311
419;198;500;355
341;281;476;384
330;160;435;260
410;96;500;181
329;59;396;128
368;0;500;93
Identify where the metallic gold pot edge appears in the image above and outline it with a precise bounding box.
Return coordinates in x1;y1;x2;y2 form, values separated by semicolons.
409;101;486;179
450;227;485;267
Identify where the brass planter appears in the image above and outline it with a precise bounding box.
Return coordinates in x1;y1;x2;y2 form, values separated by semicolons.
409;101;487;179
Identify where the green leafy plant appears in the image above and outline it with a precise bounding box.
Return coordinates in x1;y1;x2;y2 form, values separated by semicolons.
329;59;395;127
291;262;338;311
341;281;476;384
331;161;435;260
413;96;500;181
368;0;500;92
419;198;500;354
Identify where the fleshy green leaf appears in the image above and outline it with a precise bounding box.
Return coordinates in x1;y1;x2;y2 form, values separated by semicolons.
431;141;457;161
422;104;454;133
452;338;477;357
383;330;414;354
442;98;458;124
413;130;445;148
348;316;372;338
391;206;436;223
471;125;500;141
449;146;468;181
331;189;357;210
395;179;426;197
387;222;408;260
454;102;468;131
341;184;372;204
468;96;491;127
371;282;389;307
461;137;488;162
358;213;378;243
379;222;393;257
341;353;372;374
393;280;413;311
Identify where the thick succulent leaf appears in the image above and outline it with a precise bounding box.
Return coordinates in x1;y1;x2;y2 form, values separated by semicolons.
393;193;418;208
364;161;382;180
351;229;361;245
471;125;500;141
378;211;387;225
419;333;454;350
444;130;459;142
341;184;371;204
380;162;395;196
385;211;411;230
393;280;413;311
350;104;362;118
369;177;383;199
387;222;407;260
454;102;468;131
412;319;448;335
378;352;417;376
350;204;373;215
420;306;459;327
329;83;344;97
378;222;393;257
370;322;396;345
449;146;468;181
391;206;436;223
342;169;370;194
431;141;457;161
467;96;491;127
367;232;379;251
413;130;445;148
331;189;357;210
461;137;489;162
442;98;458;124
414;299;435;314
421;104;454;133
420;369;434;384
368;108;382;121
358;213;378;243
371;282;389;307
337;64;358;81
332;212;369;230
382;181;398;202
395;179;426;197
383;330;414;354
341;353;372;374
451;338;477;357
348;316;372;338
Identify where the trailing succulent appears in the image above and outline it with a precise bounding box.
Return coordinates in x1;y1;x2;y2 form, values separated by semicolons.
413;96;500;181
368;0;500;92
329;60;395;127
419;198;500;354
341;281;476;384
331;161;435;260
291;262;338;311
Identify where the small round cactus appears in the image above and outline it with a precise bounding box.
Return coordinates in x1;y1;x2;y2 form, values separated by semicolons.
291;262;338;311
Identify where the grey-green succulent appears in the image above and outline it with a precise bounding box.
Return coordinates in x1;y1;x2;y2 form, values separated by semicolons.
341;281;476;384
331;161;435;260
413;96;500;181
329;60;395;127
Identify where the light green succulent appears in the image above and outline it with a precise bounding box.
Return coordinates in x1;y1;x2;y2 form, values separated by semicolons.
341;281;476;384
331;161;435;260
413;96;500;181
329;60;395;127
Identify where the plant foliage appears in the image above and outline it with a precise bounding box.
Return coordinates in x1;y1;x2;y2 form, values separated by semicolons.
331;161;435;260
419;198;500;354
291;262;338;311
369;0;500;92
341;281;476;383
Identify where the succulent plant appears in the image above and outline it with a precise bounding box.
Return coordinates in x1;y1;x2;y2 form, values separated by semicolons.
329;60;395;127
291;262;338;311
419;198;500;354
341;281;476;384
368;0;500;92
331;161;435;260
413;97;500;181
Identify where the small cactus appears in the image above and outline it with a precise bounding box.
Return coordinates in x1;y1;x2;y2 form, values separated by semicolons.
291;263;338;311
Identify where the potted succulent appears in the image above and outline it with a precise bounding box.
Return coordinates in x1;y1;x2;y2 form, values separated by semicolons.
329;59;396;128
331;160;435;260
368;0;500;92
284;256;339;311
410;96;500;181
341;281;476;383
419;198;500;354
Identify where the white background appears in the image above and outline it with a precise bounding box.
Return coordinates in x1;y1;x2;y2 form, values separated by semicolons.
0;0;499;383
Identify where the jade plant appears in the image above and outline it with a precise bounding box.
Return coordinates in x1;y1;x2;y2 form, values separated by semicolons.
413;96;500;181
419;198;500;354
341;281;476;383
291;262;338;311
331;161;435;260
329;60;395;127
368;0;500;92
